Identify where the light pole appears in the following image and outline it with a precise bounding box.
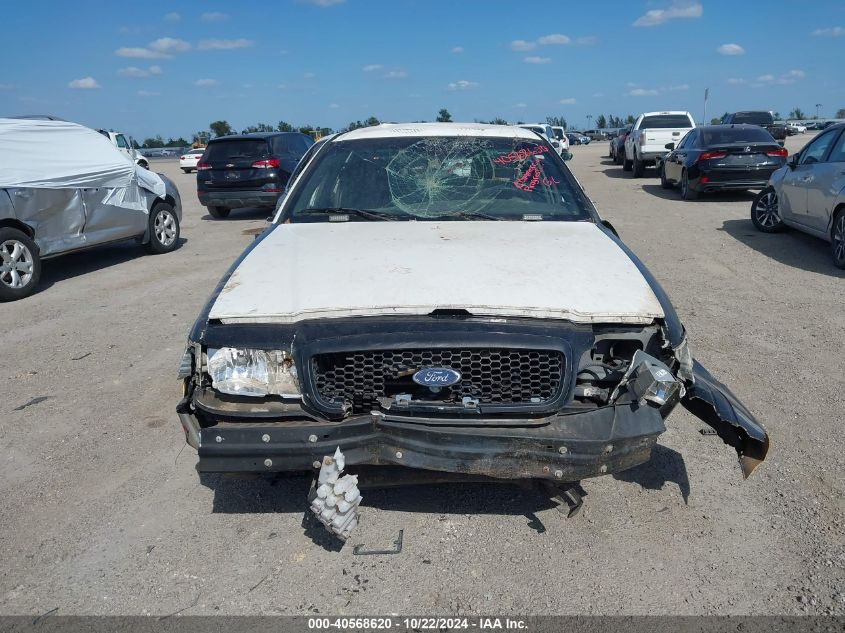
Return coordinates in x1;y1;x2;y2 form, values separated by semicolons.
815;103;822;119
586;114;593;130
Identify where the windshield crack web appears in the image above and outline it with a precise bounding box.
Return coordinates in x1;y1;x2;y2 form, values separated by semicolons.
385;137;494;218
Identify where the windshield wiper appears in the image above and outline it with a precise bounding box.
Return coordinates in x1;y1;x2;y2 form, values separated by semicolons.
298;207;400;221
444;211;504;221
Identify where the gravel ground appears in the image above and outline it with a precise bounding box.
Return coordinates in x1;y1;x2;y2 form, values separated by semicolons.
1;135;842;616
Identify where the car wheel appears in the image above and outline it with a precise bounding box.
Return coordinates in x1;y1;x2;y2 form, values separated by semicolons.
622;152;632;172
208;206;231;219
660;164;672;189
145;203;180;254
831;208;845;269
750;187;785;232
0;227;41;302
632;154;644;178
680;170;699;200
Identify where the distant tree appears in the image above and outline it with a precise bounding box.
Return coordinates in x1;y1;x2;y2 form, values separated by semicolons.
165;137;189;147
836;108;845;119
772;112;782;120
192;131;209;146
488;117;509;125
345;120;364;131
710;117;721;125
365;116;381;126
789;108;806;120
625;114;636;125
297;125;314;135
277;121;295;132
209;120;233;138
596;114;607;129
142;135;165;148
436;108;452;123
546;116;567;128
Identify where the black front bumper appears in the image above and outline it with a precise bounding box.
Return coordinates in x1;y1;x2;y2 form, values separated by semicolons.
178;398;666;482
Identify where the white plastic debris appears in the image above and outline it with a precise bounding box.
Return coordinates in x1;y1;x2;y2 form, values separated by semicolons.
309;447;361;541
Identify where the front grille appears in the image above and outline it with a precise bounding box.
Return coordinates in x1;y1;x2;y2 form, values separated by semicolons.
311;348;564;414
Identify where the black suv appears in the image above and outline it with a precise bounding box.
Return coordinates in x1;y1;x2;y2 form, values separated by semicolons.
197;132;313;218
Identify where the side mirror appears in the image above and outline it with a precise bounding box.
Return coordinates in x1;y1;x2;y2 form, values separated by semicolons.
665;142;675;150
787;154;799;169
600;219;619;238
561;151;573;161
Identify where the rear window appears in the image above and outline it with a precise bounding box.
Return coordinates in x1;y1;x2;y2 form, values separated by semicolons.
730;112;774;125
700;127;775;145
205;139;269;161
640;115;693;129
272;134;313;155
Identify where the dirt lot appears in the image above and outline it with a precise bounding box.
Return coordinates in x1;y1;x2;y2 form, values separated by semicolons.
1;134;842;617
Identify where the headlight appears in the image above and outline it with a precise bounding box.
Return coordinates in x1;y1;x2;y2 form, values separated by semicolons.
207;347;300;398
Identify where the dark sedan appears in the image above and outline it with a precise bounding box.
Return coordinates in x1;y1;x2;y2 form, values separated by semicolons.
659;125;787;200
609;125;632;164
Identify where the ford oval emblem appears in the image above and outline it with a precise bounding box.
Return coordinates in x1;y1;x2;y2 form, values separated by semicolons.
412;367;462;387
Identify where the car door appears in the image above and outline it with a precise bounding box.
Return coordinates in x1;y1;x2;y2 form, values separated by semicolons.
667;130;692;182
81;186;147;245
6;188;87;256
805;128;845;233
780;129;839;225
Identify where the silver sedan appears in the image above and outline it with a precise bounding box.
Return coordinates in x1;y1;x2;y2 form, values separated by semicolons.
751;122;845;268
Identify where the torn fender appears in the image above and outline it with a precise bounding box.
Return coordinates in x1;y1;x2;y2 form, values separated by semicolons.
681;360;769;479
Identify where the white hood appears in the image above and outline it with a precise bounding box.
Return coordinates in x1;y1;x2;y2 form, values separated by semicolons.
209;221;664;325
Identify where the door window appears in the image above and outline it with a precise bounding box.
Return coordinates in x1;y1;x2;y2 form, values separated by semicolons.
825;130;845;163
115;134;128;148
800;130;838;165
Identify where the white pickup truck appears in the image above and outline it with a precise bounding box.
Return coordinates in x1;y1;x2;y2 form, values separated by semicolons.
624;111;695;177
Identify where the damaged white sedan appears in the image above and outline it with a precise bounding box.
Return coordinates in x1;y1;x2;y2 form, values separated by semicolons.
177;123;768;529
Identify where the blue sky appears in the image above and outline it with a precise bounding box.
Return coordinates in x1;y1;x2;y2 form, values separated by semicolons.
2;0;844;139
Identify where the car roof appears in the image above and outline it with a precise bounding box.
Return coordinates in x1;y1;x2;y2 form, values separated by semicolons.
209;132;308;142
339;122;541;141
639;111;692;117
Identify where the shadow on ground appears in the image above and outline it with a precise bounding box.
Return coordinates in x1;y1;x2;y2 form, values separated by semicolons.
36;238;188;294
201;207;272;222
613;444;690;504
640;184;758;203
720;219;843;276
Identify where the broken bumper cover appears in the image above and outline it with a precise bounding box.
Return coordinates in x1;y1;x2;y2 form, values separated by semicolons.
680;360;769;478
178;399;667;482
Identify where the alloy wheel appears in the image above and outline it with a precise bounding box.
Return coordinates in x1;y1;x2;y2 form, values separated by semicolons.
834;213;845;263
754;191;781;228
0;239;34;289
154;209;177;247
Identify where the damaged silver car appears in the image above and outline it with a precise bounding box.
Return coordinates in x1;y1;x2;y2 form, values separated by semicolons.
177;123;769;537
0;118;182;301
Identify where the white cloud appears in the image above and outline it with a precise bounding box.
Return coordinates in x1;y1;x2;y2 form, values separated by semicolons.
149;37;191;54
524;56;551;64
300;0;346;5
727;77;746;85
68;76;100;89
451;46;464;54
633;1;702;27
115;47;168;59
812;26;844;37
756;74;775;82
538;33;570;45
164;12;180;22
198;38;254;50
137;90;160;97
193;78;219;87
447;80;479;91
776;69;805;85
510;39;536;51
717;43;745;55
383;70;408;79
201;12;228;22
329;103;339;108
559;97;577;105
118;65;162;78
626;88;659;96
362;64;383;72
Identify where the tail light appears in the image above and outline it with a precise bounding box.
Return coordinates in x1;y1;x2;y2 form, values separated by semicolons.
767;148;788;157
252;158;280;169
180;155;186;160
697;151;727;163
197;161;211;171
